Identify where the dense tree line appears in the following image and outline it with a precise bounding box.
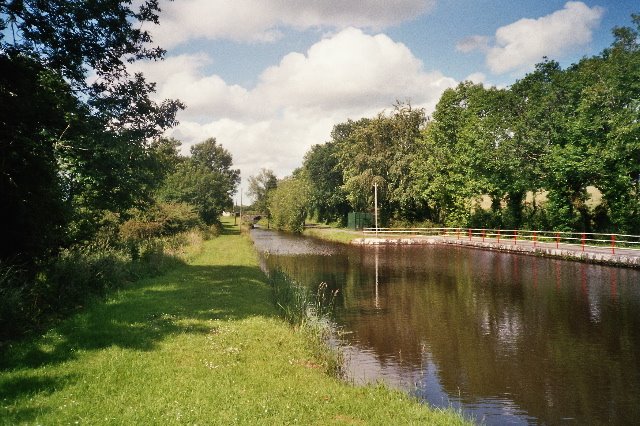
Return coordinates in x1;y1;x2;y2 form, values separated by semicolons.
295;15;639;234
1;0;181;263
0;2;239;339
1;1;240;262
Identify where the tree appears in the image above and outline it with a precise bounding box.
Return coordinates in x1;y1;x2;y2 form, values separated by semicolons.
413;83;487;226
510;59;590;231
0;0;183;140
147;137;184;185
336;103;427;224
301;142;349;224
191;138;238;177
0;0;183;261
159;139;240;225
0;55;75;261
329;118;370;211
574;15;640;232
268;177;309;233
247;168;277;215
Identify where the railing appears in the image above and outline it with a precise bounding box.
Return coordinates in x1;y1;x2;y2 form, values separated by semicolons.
362;227;640;254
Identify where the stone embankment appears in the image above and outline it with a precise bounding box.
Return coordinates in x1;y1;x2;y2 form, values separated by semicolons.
352;235;640;269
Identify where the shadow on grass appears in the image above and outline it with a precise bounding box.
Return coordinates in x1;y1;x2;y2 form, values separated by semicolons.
0;261;275;384
221;221;241;236
0;373;74;400
0;373;76;421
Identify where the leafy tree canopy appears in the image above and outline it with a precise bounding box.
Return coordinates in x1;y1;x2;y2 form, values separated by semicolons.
159;139;240;225
268;177;309;233
0;0;184;262
247;168;278;215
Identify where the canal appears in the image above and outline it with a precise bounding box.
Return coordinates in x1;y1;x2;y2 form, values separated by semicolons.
250;228;640;425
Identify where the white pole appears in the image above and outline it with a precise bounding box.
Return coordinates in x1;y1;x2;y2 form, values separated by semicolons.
374;182;378;237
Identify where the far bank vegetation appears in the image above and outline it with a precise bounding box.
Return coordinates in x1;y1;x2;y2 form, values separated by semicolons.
260;15;640;235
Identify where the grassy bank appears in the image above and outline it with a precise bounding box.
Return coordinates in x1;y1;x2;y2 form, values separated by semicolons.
0;219;468;425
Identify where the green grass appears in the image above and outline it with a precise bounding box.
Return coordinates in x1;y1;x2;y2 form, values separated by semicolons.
0;218;469;425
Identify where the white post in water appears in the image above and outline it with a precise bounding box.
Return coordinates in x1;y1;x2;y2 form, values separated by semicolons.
374;181;378;237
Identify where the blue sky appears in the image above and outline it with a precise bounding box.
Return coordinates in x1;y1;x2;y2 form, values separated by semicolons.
135;0;639;194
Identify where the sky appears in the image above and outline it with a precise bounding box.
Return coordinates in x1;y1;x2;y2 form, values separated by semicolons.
134;0;639;198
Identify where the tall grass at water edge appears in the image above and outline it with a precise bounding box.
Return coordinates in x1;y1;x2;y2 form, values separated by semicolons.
268;269;343;377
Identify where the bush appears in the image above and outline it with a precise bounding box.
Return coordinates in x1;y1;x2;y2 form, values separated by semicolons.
119;202;203;260
0;264;30;339
119;202;203;242
0;232;197;342
0;249;130;341
0;200;212;343
387;218;438;229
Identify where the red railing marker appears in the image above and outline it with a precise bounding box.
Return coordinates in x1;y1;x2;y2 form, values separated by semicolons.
581;233;585;252
482;229;485;242
533;231;537;248
556;232;560;249
611;234;616;255
497;230;500;244
469;229;472;241
514;230;518;245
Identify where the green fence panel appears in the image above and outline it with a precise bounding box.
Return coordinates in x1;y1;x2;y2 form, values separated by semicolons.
348;212;373;230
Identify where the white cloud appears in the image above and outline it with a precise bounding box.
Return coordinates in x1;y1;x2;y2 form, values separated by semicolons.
153;0;435;47
130;54;258;122
459;1;604;74
141;28;456;190
253;28;454;112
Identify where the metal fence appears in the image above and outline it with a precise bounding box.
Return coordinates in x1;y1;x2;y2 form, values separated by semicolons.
362;227;640;254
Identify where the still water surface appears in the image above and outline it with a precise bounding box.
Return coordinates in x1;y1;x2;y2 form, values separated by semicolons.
251;228;640;425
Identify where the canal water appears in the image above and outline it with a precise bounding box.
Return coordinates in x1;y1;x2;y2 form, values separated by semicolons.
250;228;640;425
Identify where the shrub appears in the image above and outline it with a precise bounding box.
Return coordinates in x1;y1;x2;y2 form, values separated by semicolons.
0;232;195;342
119;202;203;242
0;249;130;341
119;202;203;260
0;264;31;339
0;199;211;343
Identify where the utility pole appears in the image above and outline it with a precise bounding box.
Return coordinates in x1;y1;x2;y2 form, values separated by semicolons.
240;187;243;223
